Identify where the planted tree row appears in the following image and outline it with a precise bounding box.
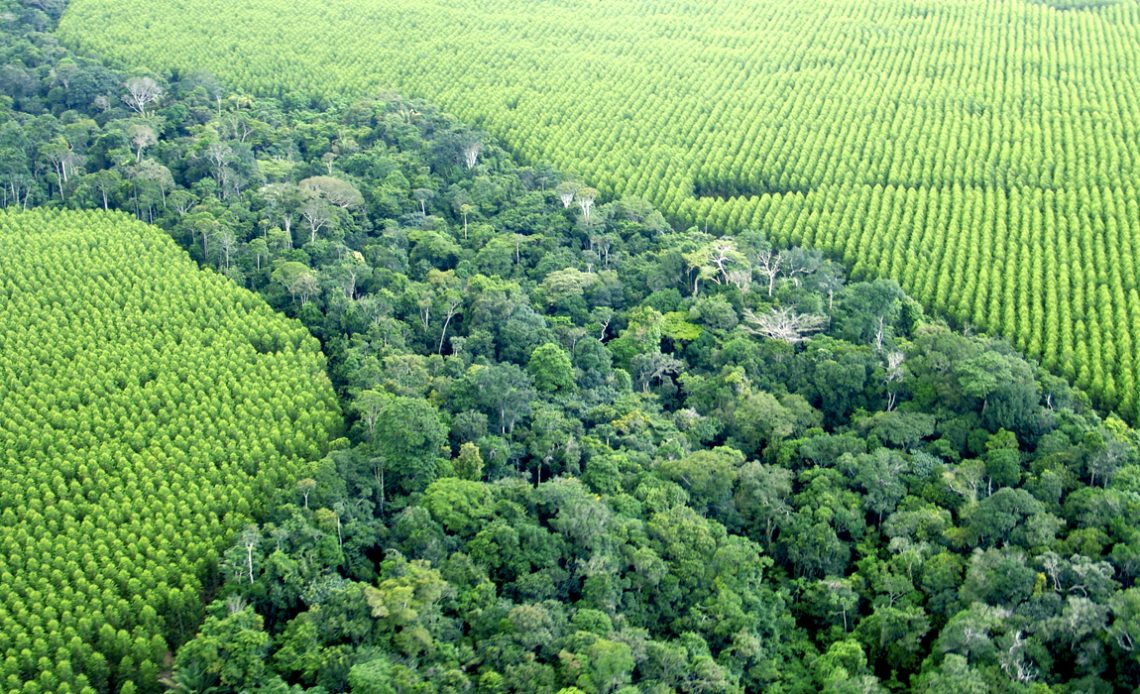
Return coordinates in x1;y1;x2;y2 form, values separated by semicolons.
57;0;1140;419
0;209;340;693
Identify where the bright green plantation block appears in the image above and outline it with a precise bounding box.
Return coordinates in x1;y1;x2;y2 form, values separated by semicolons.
0;209;340;693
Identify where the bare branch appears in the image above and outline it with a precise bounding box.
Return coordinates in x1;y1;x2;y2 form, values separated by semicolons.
742;307;827;345
462;141;484;169
556;181;579;208
755;247;781;297
122;77;162;118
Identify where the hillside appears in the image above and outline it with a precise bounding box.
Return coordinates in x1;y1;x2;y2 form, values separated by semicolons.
0;209;340;692
56;0;1140;422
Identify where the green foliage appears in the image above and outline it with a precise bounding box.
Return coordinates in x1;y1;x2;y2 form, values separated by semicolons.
171;603;275;691
55;0;1140;421
371;395;449;495
528;342;576;394
0;209;338;692
422;478;493;536
8;10;1140;691
347;656;397;694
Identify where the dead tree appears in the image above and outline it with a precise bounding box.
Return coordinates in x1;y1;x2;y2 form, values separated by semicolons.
122;76;162;117
742;307;827;345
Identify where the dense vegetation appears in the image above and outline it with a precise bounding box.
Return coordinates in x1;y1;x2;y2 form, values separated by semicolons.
6;1;1140;692
149;104;1140;692
0;208;340;693
54;0;1140;423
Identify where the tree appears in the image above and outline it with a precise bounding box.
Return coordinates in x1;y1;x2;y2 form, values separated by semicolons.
89;169;124;211
353;389;388;443
577;186;598;224
917;654;989;693
374;396;449;495
884;350;905;411
132;159;173;212
300;175;364;210
957;352;1010;416
195;136;257;200
332;251;370;300
462;140;483;169
454;442;485;481
735;462;793;546
127;123;156;162
300;194;335;243
471;363;536;436
631;350;684;392
1108;587;1140;655
684;238;747;295
365;556;451;657
459;202;474;239
422;478;493;536
347;656;398;694
259;182;301;242
812;260;846;318
426;269;464;354
541;267;599;311
296;478;316;509
863;604;931;675
658;446;745;520
959;548;1036;607
754;242;782;297
171;602;274;692
780;247;821;287
122;77;162;117
728;389;815;456
413;187;434;215
272;261;320;305
1088;431;1129;488
742;307;827;345
40;136;83;201
998;630;1038;685
528;342;575;393
239;526;261;584
965;488;1042;547
581;639;635;693
852;449;907;526
833;280;905;350
806;580;861;634
556;181;579;208
984;429;1021;490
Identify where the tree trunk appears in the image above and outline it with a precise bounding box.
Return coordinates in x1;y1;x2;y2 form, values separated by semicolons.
438;309;456;354
374;459;386;517
55;164;65;202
